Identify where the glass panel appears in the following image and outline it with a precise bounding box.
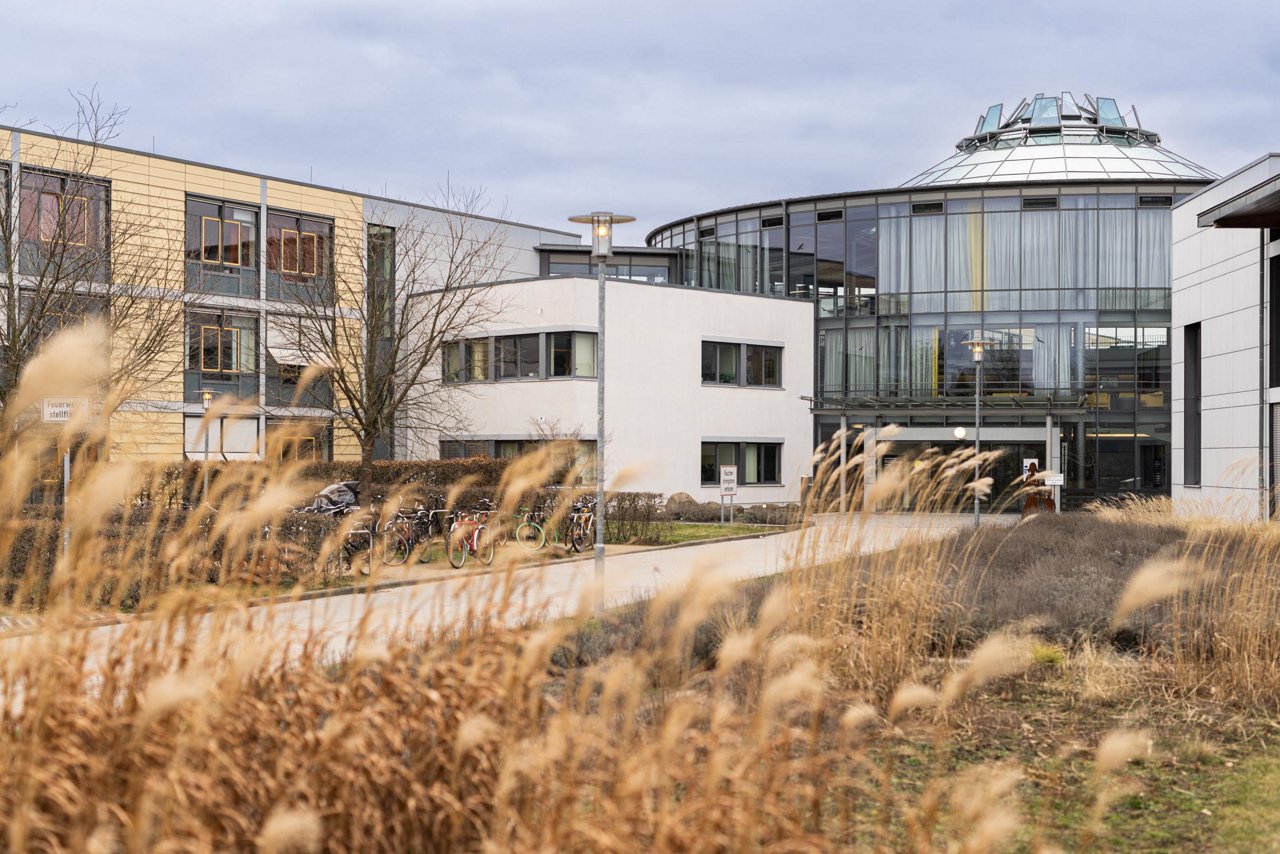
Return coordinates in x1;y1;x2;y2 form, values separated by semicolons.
818;328;844;395
1022;210;1057;289
911;215;944;293
444;344;462;383
223;220;240;266
573;332;596;377
202;216;221;263
548;332;572;377
788;222;814;298
847;326;875;394
846;208;878;314
1136;209;1170;288
946;213;982;293
701;341;716;382
467;339;489;381
1029;96;1060;128
762;226;785;296
1099;209;1136;290
700;443;716;484
737;230;760;294
979;103;1003;133
497;337;518;379
984;211;1019;292
518;335;540;377
744;443;759;483
1095;97;1125;127
878;216;909;312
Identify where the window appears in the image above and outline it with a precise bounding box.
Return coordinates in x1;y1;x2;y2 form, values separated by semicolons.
187;312;257;377
703;341;782;386
367;224;395;332
186;198;258;269
1184;322;1201;486
1272;256;1280;388
701;442;782;485
547;331;597;378
745;344;782;386
266;211;333;299
702;341;739;384
496;334;541;379
444;339;491;383
18;169;108;275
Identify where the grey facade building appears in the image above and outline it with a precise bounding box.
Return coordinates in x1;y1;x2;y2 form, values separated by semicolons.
639;93;1214;505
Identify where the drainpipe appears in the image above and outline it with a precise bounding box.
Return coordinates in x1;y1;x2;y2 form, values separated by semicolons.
1261;230;1269;520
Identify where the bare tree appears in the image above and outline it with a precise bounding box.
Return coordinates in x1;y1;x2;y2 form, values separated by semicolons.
286;186;512;487
0;90;187;415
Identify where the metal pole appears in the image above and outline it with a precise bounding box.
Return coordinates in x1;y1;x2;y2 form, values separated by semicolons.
203;424;210;500
839;414;848;513
61;449;70;554
594;257;606;613
974;359;982;527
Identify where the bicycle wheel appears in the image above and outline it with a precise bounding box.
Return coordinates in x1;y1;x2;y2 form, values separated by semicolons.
569;523;588;553
447;525;469;568
477;527;496;565
514;520;545;551
379;530;411;566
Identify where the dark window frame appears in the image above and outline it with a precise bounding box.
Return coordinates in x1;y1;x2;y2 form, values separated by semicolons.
702;340;782;387
700;441;783;486
1184;322;1201;486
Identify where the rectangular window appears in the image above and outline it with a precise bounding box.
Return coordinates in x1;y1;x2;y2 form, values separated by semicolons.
19;169;108;274
700;442;782;485
496;334;541;379
1270;256;1280;388
444;339;491;383
1184;322;1201;486
367;224;396;332
186;198;258;269
745;344;782;386
266;211;332;286
187;312;257;377
701;341;740;384
547;331;598;377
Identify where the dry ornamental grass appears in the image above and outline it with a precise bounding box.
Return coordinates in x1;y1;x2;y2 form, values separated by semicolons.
2;324;1280;851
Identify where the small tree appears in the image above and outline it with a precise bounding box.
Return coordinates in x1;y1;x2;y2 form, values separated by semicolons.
288;186;512;488
0;91;186;414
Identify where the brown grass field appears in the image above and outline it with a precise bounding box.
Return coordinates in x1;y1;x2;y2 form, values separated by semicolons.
3;325;1280;852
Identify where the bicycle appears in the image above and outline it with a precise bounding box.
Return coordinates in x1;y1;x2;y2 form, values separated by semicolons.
513;504;548;550
565;495;596;553
447;504;496;568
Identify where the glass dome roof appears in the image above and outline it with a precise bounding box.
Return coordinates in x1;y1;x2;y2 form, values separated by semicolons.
901;92;1217;188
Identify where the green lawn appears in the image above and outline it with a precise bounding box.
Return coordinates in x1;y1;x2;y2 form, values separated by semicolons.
646;522;776;545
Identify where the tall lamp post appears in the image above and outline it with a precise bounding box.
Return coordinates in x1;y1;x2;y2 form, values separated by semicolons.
568;211;635;612
963;336;993;527
201;390;213;501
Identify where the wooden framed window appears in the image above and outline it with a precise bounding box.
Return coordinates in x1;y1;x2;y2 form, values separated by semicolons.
200;325;241;373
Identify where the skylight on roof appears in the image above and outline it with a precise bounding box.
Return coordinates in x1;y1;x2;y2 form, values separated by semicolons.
1030;96;1060;128
1095;98;1125;127
1060;92;1082;119
978;104;1002;134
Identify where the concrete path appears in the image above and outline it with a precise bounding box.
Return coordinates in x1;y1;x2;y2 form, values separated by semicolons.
3;513;1012;679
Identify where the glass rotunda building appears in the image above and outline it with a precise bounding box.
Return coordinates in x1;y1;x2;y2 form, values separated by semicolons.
646;93;1216;505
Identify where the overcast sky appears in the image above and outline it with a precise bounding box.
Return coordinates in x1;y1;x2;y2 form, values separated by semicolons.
6;0;1279;243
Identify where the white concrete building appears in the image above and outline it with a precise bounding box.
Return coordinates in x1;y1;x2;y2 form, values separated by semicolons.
432;275;814;502
1172;154;1280;519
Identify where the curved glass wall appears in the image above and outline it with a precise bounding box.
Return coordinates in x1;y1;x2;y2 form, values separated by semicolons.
649;181;1205;501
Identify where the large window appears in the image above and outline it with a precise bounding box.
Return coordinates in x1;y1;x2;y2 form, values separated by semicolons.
18;169;109;277
496;334;541;379
367;224;395;332
702;341;781;387
700;442;782;485
547;331;597;378
444;339;491;384
266;211;333;301
188;315;255;376
1184;322;1201;486
185;197;258;296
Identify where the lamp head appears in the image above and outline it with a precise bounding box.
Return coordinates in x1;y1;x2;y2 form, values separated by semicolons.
569;211;636;261
953;426;967;440
201;390;213;411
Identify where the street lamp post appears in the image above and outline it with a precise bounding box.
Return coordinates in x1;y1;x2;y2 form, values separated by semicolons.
963;336;993;527
201;390;213;501
568;211;635;613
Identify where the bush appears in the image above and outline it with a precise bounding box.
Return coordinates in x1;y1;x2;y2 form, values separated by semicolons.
136;458;511;507
606;492;664;544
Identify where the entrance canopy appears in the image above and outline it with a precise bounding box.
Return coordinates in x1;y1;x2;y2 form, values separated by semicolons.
1198;163;1280;229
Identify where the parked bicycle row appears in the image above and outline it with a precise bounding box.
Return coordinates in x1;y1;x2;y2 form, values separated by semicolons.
266;481;602;576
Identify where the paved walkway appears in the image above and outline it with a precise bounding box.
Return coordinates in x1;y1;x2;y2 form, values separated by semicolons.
2;513;1013;681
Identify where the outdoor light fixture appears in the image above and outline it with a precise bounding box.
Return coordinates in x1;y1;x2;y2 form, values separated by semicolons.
568;211;635;613
953;426;967;440
200;390;214;500
962;336;995;527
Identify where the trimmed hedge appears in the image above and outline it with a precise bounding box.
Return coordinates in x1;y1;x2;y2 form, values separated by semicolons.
137;457;512;507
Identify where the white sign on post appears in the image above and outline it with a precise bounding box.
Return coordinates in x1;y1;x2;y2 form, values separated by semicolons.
41;397;91;424
1044;473;1065;486
719;465;738;497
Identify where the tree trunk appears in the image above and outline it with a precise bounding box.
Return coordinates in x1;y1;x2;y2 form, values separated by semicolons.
358;435;376;504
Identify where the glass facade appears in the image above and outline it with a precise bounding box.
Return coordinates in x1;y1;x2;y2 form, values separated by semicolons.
648;181;1205;503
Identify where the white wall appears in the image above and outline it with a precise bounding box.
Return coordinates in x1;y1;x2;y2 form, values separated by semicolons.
426;276;814;502
1171;156;1280;519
